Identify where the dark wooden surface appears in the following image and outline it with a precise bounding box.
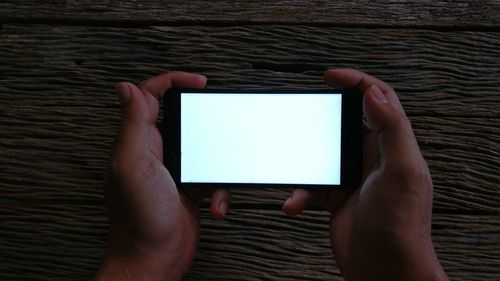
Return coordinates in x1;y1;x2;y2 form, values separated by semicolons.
1;1;500;28
1;2;499;281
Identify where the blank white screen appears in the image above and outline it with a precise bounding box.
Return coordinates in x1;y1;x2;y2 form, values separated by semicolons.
181;93;342;185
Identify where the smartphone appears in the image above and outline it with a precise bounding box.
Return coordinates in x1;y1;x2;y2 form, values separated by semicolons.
163;89;362;189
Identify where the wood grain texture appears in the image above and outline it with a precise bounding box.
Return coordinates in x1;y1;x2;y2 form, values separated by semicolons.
1;25;499;117
1;104;498;211
1;23;499;281
1;24;499;211
1;206;499;280
1;1;500;28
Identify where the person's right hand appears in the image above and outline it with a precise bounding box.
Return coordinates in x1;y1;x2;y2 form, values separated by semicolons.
94;72;230;281
283;69;449;281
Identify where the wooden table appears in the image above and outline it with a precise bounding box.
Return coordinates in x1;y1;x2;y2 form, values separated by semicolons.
1;1;499;280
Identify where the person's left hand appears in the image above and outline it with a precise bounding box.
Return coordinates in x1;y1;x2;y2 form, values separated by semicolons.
94;71;231;281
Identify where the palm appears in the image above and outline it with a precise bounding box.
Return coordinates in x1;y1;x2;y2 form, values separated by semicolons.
107;121;200;256
319;68;439;280
327;127;380;273
125;88;201;264
102;72;230;280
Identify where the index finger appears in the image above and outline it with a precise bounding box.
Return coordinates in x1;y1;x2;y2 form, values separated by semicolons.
324;68;405;114
138;71;207;99
282;188;352;216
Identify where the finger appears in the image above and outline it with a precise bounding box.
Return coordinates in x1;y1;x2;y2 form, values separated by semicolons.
111;82;152;166
210;188;231;219
116;82;151;123
282;188;352;215
324;68;404;114
138;71;207;100
363;84;424;170
282;189;312;216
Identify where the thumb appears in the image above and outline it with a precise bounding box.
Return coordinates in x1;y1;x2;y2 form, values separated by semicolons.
112;82;152;168
363;85;423;170
116;82;151;125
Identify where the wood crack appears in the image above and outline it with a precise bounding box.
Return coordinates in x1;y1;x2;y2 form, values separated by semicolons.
2;18;500;32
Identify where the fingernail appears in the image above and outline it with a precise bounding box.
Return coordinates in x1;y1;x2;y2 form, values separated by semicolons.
284;193;294;206
116;82;131;105
369;85;388;103
219;201;227;216
197;75;208;85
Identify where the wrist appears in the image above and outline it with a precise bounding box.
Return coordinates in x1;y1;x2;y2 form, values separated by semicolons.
345;235;448;281
380;243;447;281
94;246;185;281
95;208;199;281
95;224;196;281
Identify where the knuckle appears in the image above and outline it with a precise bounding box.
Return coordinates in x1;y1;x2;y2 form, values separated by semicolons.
108;154;156;184
374;106;411;136
386;111;411;131
385;159;432;189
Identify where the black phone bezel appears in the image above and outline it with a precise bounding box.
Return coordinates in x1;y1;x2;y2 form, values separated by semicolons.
163;89;362;189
